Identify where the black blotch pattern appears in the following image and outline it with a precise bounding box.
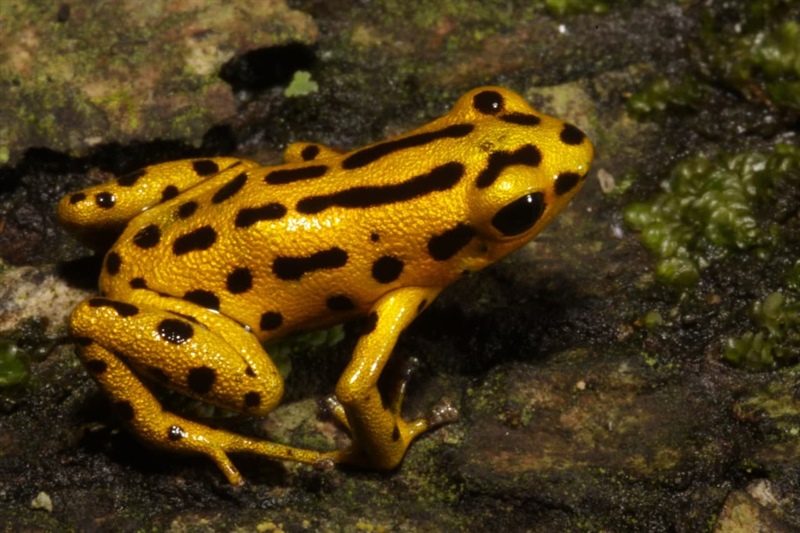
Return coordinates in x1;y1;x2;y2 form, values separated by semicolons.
500;113;541;126
428;224;476;261
417;299;428;314
168;425;187;441
473;90;504;114
265;165;328;185
193;159;220;176
95;192;115;209
187;366;216;395
244;391;261;408
226;267;253;294
491;192;546;236
88;297;139;317
371;256;404;284
158;318;194;344
272;247;348;280
555;172;581;196
118;169;146;187
561;123;586;145
105;251;122;275
129;277;148;289
212;172;248;203
327;295;355;311
161;185;179;202
69;192;86;204
245;366;256;377
260;311;283;330
475;145;542;189
361;311;378;335
342;124;474;170
183;289;220;311
85;359;107;375
114;400;135;422
370;233;380;242
132;224;161;249
297;162;465;214
392;424;401;441
301;144;320;161
173;226;217;255
235;203;287;228
177;201;198;218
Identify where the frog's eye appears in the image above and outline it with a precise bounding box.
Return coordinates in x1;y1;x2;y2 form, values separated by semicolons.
491;192;546;236
473;90;505;115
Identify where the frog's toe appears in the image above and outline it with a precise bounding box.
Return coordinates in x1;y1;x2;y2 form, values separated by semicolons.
313;453;338;471
427;399;459;427
320;394;350;430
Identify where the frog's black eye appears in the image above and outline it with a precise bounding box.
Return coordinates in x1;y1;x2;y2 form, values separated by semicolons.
473;90;504;115
491;192;546;236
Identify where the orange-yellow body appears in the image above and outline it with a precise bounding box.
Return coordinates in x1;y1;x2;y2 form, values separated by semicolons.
57;87;593;484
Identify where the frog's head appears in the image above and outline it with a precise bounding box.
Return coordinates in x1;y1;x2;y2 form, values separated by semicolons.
454;87;594;262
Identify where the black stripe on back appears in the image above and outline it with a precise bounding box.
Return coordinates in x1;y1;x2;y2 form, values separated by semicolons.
342;124;474;170
475;145;542;189
296;162;465;214
272;247;348;280
265;165;328;185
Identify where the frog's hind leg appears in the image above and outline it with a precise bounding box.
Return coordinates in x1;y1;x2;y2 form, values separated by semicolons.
70;295;332;484
57;157;259;249
328;287;459;470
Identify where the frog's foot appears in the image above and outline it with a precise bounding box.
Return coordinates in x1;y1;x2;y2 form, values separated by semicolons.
322;395;458;468
321;356;425;431
322;356;459;469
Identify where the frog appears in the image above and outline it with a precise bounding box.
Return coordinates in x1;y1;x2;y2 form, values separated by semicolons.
57;87;594;484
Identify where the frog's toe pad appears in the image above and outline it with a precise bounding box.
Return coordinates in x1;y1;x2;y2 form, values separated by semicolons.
320;394;350;429
314;454;338;471
427;399;459;427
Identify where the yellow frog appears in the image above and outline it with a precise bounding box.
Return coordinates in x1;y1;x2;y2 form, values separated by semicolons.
58;87;593;484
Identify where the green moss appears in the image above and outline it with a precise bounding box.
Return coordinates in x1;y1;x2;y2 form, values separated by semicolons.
624;144;800;287
724;291;800;370
643;311;664;330
707;18;800;112
266;325;346;379
786;260;800;293
284;71;319;97
628;2;800;120
0;340;29;388
626;75;711;117
545;0;612;16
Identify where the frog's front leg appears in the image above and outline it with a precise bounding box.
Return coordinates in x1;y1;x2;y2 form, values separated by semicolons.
330;287;459;470
69;292;332;484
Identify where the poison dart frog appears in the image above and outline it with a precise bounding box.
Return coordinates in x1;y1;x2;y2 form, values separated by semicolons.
58;87;594;484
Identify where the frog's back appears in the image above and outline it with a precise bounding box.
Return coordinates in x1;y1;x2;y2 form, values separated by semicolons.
70;87;592;341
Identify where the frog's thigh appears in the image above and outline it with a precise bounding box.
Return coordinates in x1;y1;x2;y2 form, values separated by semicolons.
333;286;442;470
70;296;283;415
